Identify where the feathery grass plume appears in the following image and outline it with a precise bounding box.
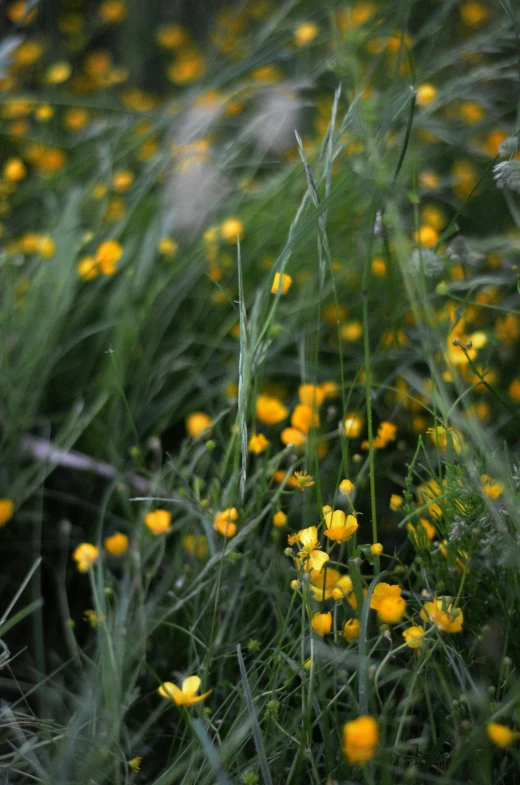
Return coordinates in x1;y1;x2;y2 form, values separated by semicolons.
493;160;520;193
244;83;303;154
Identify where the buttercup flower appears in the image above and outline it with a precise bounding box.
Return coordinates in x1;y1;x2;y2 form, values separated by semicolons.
339;479;354;496
309;567;353;601
73;543;99;572
248;433;269;454
370;543;383;556
145;509;172;535
104;532;129;556
343;715;379;765
158;675;212;706
294;525;329;571
311;611;332;636
273;511;287;528
213;507;238;537
389;494;403;511
256;395;288;425
486;722;519;748
480;474;504;500
420;596;463;633
343;413;363;439
186;412;212;437
220;217;243;243
403;626;426;649
323;509;358;543
280;427;306;448
298;384;325;409
294;22;318;46
291;404;319;433
0;499;14;527
290;471;315;491
343;618;361;642
271;272;292;295
370;583;406;623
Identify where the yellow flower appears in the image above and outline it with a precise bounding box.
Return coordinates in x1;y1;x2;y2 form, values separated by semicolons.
156;24;189;49
183;534;208;558
369;583;405;624
341;321;363;342
370;543;383;557
167;49;205;85
3;158;26;182
95;240;122;275
480;474;504;500
343;413;363;439
99;0;127;23
295;525;329;571
213;507;238;538
73;543;99;572
248;433;269;454
290;471;314;491
145;509;172;535
406;518;436;548
256;395;288;425
186;412;212;437
39;235;56;258
158;675;212;706
377;596;406;624
104;532;129;556
271;272;292;295
220;217;243;243
311;611;332;636
402;626;425;649
415;225;439;248
44;61;72;84
158;237;178;258
63;107;89;133
486;722;519;748
294;22;318;46
273;511;287;528
343;716;379;765
320;380;339;399
77;256;99;280
323;509;358;543
83;609;105;627
343;618;361;642
0;499;14;527
339;479;354;496
309;567;353;601
420;596;463;633
416;83;437;107
128;757;142;772
459;1;489;27
298;384;325;409
389;494;403;512
112;169;134;192
280;427;306;448
291;404;319;434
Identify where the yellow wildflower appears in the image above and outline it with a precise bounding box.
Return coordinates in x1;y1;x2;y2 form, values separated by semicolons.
416;83;437;107
323;509;358;543
311;611;332;636
370;543;383;556
213;507;238;538
280;427;306;448
248;433;269;454
480;474;504;500
294;525;328;571
389;494;403;511
343;618;361;642
186;412;212;438
309;568;353;601
158;675;212;706
73;543;99;572
104;532;129;556
294;22;318;46
256;395;288;425
420;596;463;633
402;626;426;649
220;217;243;243
271;272;292;295
273;511;287;528
0;499;14;527
145;509;172;535
343;716;379;765
487;722;519;748
290;471;314;491
291;404;319;433
339;479;355;496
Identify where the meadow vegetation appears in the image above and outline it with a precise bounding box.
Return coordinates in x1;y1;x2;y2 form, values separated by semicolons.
1;1;520;783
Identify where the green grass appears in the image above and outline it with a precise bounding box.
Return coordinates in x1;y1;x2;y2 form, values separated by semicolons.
1;0;520;783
